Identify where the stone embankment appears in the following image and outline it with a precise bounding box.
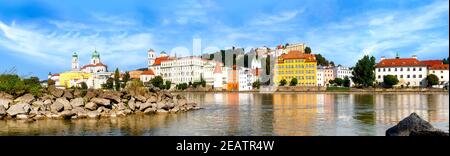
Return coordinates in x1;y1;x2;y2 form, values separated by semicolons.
0;86;200;121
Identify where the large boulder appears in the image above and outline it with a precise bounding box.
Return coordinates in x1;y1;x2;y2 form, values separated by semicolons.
143;107;156;114
90;98;111;107
87;111;100;118
147;95;158;103
84;89;97;100
0;92;13;99
117;102;127;110
6;103;31;116
0;98;12;109
177;99;187;106
50;98;66;113
0;105;6;116
63;90;74;99
70;98;85;108
386;113;449;136
139;102;153;111
59;110;76;119
49;87;64;98
14;94;35;104
128;98;136;111
85;102;97;111
156;101;167;110
134;95;147;103
98;91;121;103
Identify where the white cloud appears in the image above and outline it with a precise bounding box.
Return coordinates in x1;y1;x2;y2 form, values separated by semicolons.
251;10;301;25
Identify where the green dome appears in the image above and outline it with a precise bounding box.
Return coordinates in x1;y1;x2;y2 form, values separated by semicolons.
92;50;100;58
72;52;78;57
160;51;166;54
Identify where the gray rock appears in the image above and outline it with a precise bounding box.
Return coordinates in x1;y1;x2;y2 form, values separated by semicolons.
386;113;449;136
139;102;153;111
98;91;121;103
59;110;76;119
144;107;156;114
49;87;64;97
90;98;111;106
0;98;12;109
54;98;71;111
6;103;31;116
97;106;106;113
84;89;97;100
85;102;97;111
135;95;147;102
156;109;168;113
70;97;85;107
166;102;175;109
63;90;74;99
72;107;87;118
0;105;6;116
177;99;187;106
156;101;167;109
50;99;65;113
117;102;127;110
147;95;158;103
170;106;179;113
87;111;100;118
14;94;35;103
16;114;29;120
135;102;142;110
123;109;132;114
128;98;136;111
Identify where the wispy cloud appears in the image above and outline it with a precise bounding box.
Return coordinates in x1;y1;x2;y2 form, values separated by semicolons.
251;10;301;25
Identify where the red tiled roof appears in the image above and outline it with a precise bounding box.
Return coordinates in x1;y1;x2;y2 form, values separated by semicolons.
52;74;60;76
80;63;107;69
141;70;155;75
279;50;315;62
153;56;171;65
376;58;426;68
422;60;449;70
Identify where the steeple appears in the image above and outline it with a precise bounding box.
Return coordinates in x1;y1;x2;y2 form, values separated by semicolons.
396;52;399;59
72;52;79;71
91;50;101;64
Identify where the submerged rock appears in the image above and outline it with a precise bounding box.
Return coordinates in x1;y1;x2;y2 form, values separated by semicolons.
386;113;449;136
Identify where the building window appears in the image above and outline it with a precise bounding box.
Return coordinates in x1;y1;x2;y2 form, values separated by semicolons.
413;68;416;71
400;75;403;78
407;75;410;78
383;68;385;72
400;68;403;71
388;68;391;72
413;75;416;78
378;75;381;79
441;76;444;79
419;68;422;71
419;75;422;78
395;68;397;71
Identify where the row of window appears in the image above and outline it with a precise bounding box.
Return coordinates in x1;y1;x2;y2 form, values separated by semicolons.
278;70;316;75
277;64;315;69
284;59;306;63
280;76;316;80
377;74;423;79
377;67;424;72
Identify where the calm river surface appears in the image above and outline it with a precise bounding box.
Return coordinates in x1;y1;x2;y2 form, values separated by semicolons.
0;93;448;136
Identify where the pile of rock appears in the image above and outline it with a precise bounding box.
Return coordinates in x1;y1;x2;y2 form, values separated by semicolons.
386;113;449;136
0;87;200;121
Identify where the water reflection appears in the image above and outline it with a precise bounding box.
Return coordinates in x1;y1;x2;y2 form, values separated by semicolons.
0;93;448;136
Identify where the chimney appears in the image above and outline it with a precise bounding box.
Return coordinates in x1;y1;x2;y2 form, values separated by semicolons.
412;55;417;59
380;56;385;61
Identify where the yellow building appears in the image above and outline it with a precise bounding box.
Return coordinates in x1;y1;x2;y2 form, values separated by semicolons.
59;71;92;88
274;50;317;86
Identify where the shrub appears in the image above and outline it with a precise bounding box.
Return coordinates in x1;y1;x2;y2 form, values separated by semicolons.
252;80;261;89
125;79;147;96
279;79;287;86
383;75;399;88
426;74;439;87
150;76;164;89
289;78;298;86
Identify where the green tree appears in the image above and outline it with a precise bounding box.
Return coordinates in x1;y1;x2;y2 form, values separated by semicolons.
114;68;120;91
266;55;270;75
165;80;172;90
333;78;344;86
343;76;351;87
314;54;330;66
351;55;376;88
330;61;335;67
81;82;88;90
102;78;114;89
289;78;298;86
383;75;399;88
279;79;287;86
122;71;130;88
221;50;226;65
443;57;449;64
426;74;439;87
150;76;164;89
252;79;261;89
304;46;312;54
0;74;27;96
210;54;214;60
23;76;42;97
244;54;249;68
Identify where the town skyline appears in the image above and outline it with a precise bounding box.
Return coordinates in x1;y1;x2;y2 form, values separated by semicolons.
0;0;449;79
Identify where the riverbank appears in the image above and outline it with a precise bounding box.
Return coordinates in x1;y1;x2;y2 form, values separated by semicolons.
0;86;200;121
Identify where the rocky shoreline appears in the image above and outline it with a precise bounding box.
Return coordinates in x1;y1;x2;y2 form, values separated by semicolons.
0;87;200;122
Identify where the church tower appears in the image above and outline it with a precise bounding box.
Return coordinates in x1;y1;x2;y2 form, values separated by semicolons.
72;52;79;71
148;49;156;69
91;50;101;64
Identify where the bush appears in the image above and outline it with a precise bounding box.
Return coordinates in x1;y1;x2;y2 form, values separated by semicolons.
81;82;88;89
343;76;351;87
383;75;399;88
0;74;42;97
165;80;172;90
252;80;261;89
289;78;298;86
279;79;287;86
426;74;439;87
150;76;164;89
176;83;188;90
125;79;147;96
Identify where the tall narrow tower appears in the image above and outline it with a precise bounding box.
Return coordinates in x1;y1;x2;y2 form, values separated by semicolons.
148;49;155;69
91;50;101;64
72;52;79;71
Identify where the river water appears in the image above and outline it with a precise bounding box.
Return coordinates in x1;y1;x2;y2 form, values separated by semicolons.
0;93;448;136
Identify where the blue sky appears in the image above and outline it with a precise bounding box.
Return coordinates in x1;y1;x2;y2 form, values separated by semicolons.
0;0;448;79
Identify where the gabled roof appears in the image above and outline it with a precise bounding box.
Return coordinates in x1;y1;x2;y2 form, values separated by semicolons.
422;60;449;70
376;58;426;68
278;50;316;62
153;56;171;65
141;69;155;75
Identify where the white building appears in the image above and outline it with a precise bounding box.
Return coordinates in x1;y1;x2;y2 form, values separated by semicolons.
422;60;449;87
140;70;155;83
213;62;224;90
160;56;205;84
375;55;428;87
250;55;262;82
316;68;325;87
80;50;108;74
333;65;353;86
238;67;253;91
87;72;113;89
